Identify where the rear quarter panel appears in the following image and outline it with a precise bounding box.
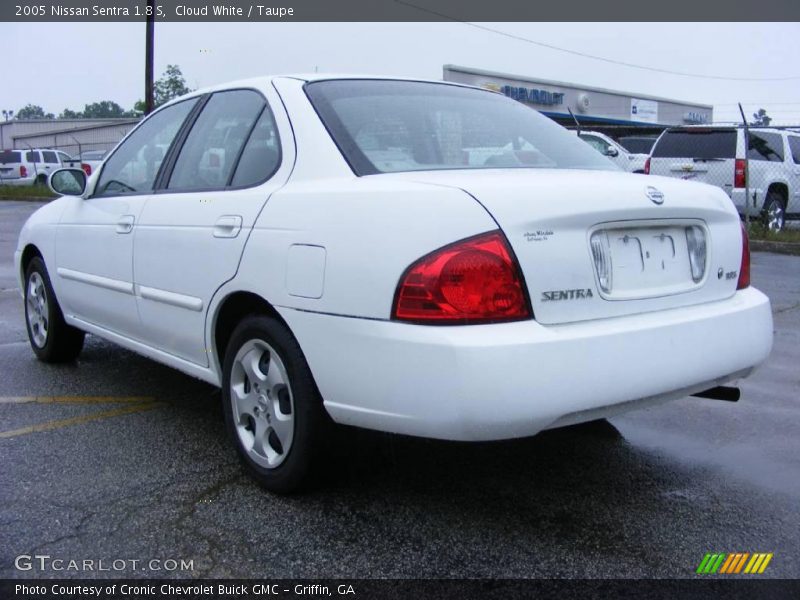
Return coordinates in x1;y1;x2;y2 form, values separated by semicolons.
232;176;498;320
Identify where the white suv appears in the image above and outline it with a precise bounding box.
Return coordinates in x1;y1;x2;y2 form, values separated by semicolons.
647;126;800;232
16;76;773;492
575;130;648;173
0;148;75;186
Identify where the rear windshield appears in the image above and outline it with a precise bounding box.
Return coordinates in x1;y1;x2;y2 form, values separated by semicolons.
305;80;616;175
0;151;22;164
652;130;737;159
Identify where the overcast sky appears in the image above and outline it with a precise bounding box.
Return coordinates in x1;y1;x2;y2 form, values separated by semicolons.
3;22;800;124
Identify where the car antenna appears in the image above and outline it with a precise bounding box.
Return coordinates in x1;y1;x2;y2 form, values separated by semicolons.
567;107;581;135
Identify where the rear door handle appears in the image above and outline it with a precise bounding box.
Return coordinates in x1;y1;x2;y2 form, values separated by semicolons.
116;214;135;234
213;215;243;238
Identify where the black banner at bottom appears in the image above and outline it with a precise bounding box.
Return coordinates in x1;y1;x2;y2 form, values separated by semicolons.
3;579;800;600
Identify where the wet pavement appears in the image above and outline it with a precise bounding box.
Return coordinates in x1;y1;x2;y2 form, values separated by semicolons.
1;201;798;579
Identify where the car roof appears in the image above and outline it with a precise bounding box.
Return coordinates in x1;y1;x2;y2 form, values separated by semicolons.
2;148;56;154
177;73;486;101
669;125;787;134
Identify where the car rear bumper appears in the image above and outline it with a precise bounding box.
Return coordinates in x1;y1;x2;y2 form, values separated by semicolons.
0;176;36;186
279;287;773;441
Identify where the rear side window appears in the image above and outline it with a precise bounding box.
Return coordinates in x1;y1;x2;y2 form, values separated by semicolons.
168;89;266;191
748;132;784;162
652;130;737;159
95;98;197;197
789;136;800;164
42;151;58;163
230;107;281;187
26;151;41;163
0;151;21;163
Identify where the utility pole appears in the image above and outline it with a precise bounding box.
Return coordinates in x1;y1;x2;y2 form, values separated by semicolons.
144;0;155;114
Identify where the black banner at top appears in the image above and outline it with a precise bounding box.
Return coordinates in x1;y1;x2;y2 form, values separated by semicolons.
3;0;800;22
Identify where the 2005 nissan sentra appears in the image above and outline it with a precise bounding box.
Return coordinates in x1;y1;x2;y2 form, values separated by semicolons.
15;76;773;492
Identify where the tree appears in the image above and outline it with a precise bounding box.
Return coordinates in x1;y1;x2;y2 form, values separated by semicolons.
81;100;133;118
751;108;772;127
133;64;192;113
59;108;82;119
16;104;54;120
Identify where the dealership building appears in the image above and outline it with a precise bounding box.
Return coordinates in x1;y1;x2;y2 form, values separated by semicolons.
443;65;713;138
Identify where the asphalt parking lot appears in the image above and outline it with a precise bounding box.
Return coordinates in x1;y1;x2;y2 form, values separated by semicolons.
1;200;798;579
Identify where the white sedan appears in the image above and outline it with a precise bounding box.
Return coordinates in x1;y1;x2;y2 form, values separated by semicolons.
15;75;773;493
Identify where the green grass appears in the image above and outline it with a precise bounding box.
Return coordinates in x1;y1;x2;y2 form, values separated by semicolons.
746;222;800;244
0;184;56;199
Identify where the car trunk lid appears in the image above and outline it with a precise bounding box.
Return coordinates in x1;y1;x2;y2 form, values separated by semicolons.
381;169;744;325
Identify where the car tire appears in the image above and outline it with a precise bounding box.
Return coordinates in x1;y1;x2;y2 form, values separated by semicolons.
34;174;47;186
762;192;786;233
222;315;328;494
24;256;85;363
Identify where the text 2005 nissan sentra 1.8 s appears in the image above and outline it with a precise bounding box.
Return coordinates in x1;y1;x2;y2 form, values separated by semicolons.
15;76;773;492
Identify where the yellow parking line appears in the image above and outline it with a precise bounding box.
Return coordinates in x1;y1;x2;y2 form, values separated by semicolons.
0;402;160;439
0;396;155;405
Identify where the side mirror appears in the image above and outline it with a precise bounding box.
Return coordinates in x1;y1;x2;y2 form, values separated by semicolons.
605;146;620;158
49;168;87;196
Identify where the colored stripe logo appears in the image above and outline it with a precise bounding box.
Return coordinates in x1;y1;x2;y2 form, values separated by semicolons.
696;552;773;574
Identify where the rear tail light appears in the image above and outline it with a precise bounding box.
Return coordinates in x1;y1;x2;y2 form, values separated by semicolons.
590;231;613;293
737;223;750;290
81;163;92;176
734;159;746;188
392;231;531;324
685;226;707;283
19;165;27;178
643;157;650;174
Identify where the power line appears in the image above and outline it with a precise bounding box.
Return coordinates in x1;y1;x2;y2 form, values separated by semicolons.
395;1;800;82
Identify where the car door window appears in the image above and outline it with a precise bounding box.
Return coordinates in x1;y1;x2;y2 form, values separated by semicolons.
26;151;40;163
580;135;610;155
788;136;800;165
167;90;265;191
42;151;58;164
94;98;197;197
748;132;784;162
230;106;281;187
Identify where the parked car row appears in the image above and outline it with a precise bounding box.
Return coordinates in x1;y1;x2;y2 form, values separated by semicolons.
577;126;800;232
0;148;107;186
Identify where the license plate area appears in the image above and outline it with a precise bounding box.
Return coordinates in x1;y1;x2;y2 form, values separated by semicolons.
590;221;708;300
